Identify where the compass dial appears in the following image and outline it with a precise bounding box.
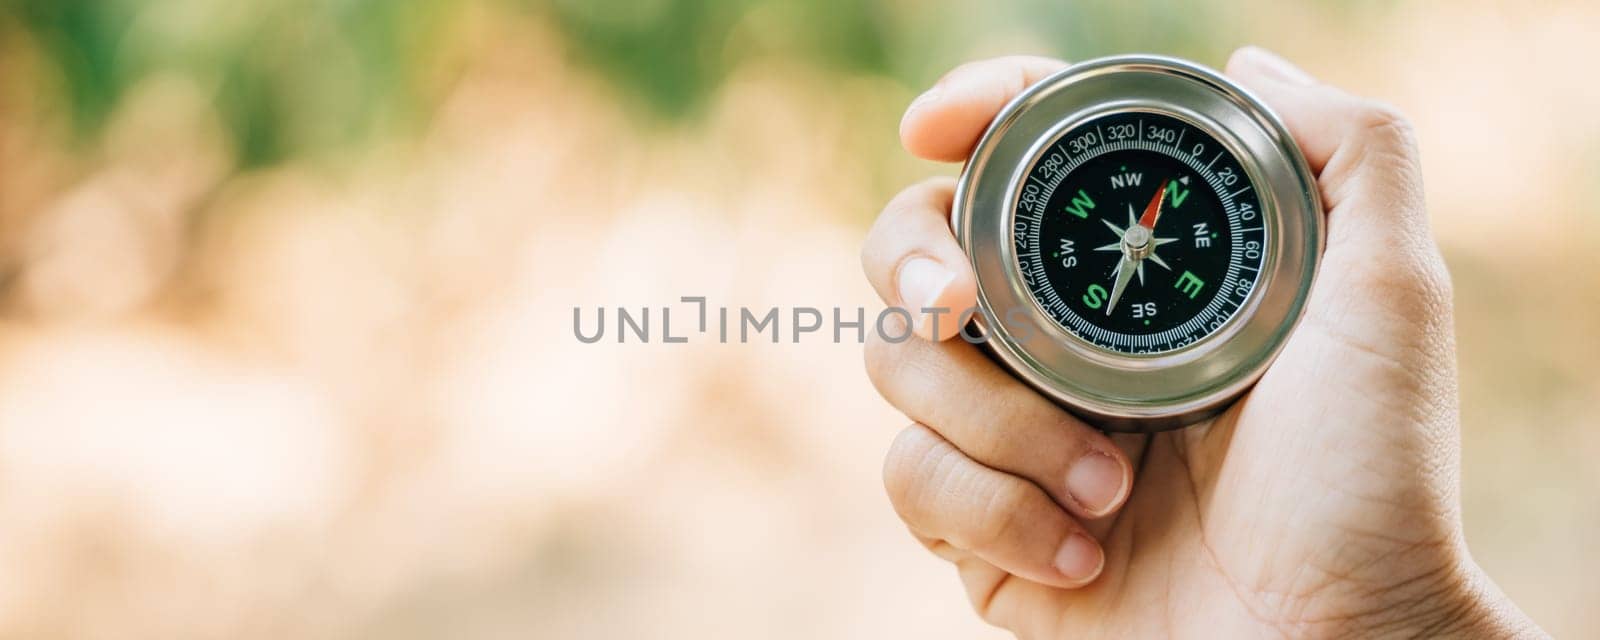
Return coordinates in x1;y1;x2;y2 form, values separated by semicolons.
954;55;1321;431
1014;111;1265;354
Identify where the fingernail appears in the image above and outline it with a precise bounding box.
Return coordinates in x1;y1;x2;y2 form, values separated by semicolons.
1066;452;1127;516
896;257;955;333
1053;533;1105;583
1239;46;1315;86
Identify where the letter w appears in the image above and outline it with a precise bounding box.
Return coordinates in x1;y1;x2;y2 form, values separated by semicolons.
1063;189;1096;219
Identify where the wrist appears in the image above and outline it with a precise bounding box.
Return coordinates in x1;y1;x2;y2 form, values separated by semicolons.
1428;562;1545;639
1361;556;1545;639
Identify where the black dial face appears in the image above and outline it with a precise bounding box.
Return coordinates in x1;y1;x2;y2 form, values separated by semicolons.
1013;111;1267;354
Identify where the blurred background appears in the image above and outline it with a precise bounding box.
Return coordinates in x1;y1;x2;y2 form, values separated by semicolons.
0;0;1595;637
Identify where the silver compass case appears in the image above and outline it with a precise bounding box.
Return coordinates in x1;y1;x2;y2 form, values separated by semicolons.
953;55;1324;433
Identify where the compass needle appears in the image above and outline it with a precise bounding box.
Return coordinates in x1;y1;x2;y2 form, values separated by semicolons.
1018;131;1255;356
1106;256;1138;315
955;55;1321;430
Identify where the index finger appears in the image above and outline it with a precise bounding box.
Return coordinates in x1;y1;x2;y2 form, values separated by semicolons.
900;56;1069;162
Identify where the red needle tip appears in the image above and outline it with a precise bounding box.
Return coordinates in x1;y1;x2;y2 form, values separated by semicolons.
1138;181;1168;230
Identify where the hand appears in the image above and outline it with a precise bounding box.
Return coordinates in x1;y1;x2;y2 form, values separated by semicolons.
860;48;1545;638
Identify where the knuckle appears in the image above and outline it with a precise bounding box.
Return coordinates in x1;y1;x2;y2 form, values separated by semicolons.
966;477;1031;550
864;179;955;271
958;390;1030;461
881;425;948;523
861;325;905;393
1410;250;1455;313
1387;235;1455;310
863;184;921;260
958;571;1010;628
899;176;956;217
968;574;1020;629
861;201;899;273
1350;101;1418;153
1352;251;1451;316
1321;102;1424;213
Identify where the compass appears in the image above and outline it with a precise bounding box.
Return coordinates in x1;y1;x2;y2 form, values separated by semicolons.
953;55;1323;432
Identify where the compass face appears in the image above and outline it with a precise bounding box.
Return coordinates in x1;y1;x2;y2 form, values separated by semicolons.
1013;111;1266;354
956;56;1322;430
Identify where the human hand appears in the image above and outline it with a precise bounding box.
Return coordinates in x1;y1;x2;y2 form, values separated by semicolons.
860;47;1544;638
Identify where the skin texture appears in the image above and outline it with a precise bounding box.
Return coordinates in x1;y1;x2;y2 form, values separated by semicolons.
860;47;1546;639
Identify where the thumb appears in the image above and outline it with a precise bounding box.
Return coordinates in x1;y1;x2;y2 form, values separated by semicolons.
1225;47;1453;363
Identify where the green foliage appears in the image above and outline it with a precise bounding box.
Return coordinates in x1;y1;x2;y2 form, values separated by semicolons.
1014;0;1237;64
545;0;746;121
3;0;459;168
1;0;1328;166
9;0;137;144
542;0;891;121
542;0;1241;122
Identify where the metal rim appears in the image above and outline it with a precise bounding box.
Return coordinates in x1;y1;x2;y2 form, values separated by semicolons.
953;54;1323;432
